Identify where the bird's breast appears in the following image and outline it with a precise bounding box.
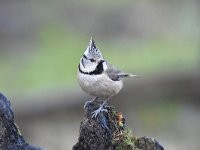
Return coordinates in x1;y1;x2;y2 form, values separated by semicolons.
78;72;123;98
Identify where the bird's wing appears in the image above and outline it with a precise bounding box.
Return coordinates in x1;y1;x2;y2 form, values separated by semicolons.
105;62;127;81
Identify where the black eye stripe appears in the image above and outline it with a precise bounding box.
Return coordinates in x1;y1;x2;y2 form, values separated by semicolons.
83;54;88;59
83;54;96;62
89;58;95;62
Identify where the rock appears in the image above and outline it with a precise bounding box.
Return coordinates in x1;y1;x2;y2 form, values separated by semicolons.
0;93;42;150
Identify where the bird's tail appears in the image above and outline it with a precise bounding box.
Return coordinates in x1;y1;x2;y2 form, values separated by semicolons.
118;73;141;78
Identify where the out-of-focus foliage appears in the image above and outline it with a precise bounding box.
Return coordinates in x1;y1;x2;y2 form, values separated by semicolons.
0;0;199;95
0;1;199;150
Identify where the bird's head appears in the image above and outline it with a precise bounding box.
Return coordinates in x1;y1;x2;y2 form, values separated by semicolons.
80;37;104;72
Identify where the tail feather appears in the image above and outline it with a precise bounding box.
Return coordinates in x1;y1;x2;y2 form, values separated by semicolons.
118;73;141;79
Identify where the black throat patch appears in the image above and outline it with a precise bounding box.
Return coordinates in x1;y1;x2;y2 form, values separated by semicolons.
79;60;104;75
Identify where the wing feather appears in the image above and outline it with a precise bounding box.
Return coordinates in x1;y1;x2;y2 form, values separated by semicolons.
105;62;125;81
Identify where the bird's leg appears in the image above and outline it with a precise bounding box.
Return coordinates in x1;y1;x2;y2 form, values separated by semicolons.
91;96;111;118
84;96;98;108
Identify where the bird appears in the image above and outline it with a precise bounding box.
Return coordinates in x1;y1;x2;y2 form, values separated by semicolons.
78;37;138;118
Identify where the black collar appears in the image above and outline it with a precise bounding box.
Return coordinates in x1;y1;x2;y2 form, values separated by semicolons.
79;60;104;75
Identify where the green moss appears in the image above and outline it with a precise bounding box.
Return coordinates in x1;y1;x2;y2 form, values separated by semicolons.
109;108;140;150
113;128;139;150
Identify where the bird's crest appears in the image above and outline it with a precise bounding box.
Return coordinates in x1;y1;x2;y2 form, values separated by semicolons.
84;37;103;61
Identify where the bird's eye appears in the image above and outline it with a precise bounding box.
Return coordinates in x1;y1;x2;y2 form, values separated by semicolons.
89;58;96;62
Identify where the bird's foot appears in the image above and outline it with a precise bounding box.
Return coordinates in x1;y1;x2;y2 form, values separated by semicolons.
84;101;92;108
91;104;108;118
84;96;98;108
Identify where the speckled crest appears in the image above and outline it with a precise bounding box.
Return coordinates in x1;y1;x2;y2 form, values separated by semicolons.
84;37;103;61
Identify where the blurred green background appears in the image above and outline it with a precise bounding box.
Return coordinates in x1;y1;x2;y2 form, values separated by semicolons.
0;0;200;150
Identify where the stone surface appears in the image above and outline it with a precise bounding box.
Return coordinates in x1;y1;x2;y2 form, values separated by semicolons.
73;102;164;150
0;93;42;150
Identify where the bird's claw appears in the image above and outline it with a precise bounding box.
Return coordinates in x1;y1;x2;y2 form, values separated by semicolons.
91;106;107;118
84;100;92;108
84;97;98;109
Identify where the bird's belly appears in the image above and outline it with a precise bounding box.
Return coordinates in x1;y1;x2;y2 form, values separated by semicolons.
78;73;123;98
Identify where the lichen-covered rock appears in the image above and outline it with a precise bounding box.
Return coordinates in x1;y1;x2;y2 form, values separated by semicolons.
73;103;113;150
0;93;42;150
135;137;164;150
73;102;164;150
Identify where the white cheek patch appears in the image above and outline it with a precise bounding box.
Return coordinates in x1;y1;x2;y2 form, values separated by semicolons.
102;61;108;70
80;58;97;73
